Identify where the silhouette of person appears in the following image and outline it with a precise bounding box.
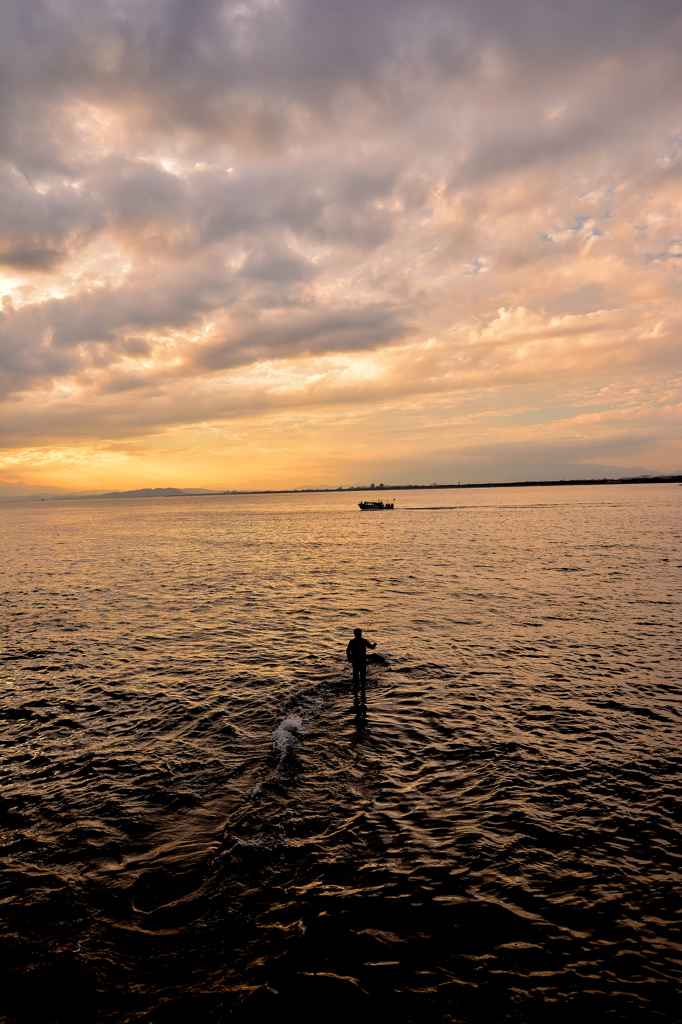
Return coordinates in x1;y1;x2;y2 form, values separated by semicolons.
346;628;376;688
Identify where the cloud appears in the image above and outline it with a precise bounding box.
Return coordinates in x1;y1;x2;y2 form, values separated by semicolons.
1;0;681;487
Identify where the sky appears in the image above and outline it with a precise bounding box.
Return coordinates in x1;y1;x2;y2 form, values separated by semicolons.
1;0;681;493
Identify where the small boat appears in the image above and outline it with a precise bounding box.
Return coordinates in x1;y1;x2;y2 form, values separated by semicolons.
358;500;394;510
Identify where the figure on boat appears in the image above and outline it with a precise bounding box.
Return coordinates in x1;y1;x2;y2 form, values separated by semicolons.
358;500;394;510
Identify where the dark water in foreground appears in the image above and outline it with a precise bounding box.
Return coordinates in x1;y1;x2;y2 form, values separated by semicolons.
2;484;681;1023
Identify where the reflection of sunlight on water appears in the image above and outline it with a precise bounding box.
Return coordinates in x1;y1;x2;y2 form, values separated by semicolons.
2;484;681;1021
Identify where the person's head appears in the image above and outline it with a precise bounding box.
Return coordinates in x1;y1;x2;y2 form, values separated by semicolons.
354;628;362;637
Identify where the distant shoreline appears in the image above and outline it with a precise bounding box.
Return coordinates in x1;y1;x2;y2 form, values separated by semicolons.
219;475;682;497
3;474;680;502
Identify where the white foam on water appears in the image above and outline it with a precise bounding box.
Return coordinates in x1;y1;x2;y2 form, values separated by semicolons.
272;715;305;760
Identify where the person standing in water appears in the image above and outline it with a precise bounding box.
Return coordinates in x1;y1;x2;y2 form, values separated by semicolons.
346;628;376;688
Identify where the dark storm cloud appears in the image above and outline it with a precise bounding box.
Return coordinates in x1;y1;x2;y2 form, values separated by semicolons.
238;240;315;286
0;265;230;396
0;157;189;272
0;164;101;271
5;0;678;175
90;158;189;235
0;269;408;398
2;0;467;159
193;304;411;372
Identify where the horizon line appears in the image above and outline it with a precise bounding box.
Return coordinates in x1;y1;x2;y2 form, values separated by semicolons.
3;474;681;502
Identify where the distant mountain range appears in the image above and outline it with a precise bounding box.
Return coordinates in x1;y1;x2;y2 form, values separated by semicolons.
97;487;215;498
2;469;680;502
0;483;222;501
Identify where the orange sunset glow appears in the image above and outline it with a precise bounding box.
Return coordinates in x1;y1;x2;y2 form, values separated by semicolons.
1;0;681;495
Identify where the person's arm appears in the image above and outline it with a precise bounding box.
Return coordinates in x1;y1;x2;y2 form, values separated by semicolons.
346;641;353;661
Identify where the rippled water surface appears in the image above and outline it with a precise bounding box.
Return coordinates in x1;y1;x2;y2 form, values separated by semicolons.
2;484;681;1022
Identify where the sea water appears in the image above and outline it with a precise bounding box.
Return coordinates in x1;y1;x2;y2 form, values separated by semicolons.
2;484;680;1022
